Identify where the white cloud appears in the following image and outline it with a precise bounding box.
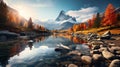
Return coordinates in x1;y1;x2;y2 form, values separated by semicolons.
66;7;98;22
31;4;53;8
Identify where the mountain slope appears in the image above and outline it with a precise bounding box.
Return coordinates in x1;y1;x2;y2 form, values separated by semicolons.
0;0;28;32
58;22;74;30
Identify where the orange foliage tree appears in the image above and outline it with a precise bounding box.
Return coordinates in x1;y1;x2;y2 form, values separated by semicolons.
28;17;33;30
79;23;87;30
87;15;96;28
88;19;92;28
73;24;80;32
102;4;117;26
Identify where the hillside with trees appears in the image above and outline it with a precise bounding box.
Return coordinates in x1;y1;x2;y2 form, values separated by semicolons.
67;4;120;34
0;0;47;33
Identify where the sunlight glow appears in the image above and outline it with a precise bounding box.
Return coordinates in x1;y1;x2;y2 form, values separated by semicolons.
14;5;34;19
19;9;30;19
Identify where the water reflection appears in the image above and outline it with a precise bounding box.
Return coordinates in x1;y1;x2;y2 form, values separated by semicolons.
0;35;90;67
53;33;87;44
0;42;26;67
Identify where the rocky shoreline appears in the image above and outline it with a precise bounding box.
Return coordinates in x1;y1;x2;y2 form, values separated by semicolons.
55;31;120;67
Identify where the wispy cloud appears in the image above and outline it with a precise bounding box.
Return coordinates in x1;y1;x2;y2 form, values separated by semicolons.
66;7;98;22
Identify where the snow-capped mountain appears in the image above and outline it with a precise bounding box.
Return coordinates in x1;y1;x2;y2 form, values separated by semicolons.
55;10;77;30
34;10;77;30
113;7;120;13
56;10;76;22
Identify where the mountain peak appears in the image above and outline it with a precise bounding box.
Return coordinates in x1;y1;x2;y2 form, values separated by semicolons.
60;10;65;14
56;10;76;22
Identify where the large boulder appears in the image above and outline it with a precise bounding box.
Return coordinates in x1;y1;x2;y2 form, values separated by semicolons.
68;64;78;67
109;59;120;67
55;44;70;53
101;31;112;39
102;50;115;59
93;54;103;61
81;56;92;64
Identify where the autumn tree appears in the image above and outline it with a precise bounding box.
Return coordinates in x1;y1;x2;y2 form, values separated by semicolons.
68;28;73;33
80;23;87;30
102;4;117;26
83;23;87;30
88;15;96;28
0;0;8;28
93;13;101;28
28;17;33;30
73;24;80;32
88;19;92;28
116;12;120;26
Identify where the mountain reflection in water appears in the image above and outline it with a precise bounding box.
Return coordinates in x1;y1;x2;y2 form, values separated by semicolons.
0;35;90;67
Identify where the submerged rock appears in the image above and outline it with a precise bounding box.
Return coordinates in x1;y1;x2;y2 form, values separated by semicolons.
109;59;120;67
67;50;81;56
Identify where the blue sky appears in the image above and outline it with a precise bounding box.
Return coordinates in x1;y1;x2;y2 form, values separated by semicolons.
4;0;120;22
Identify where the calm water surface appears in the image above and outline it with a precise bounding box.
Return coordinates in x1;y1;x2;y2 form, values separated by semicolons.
0;35;90;67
